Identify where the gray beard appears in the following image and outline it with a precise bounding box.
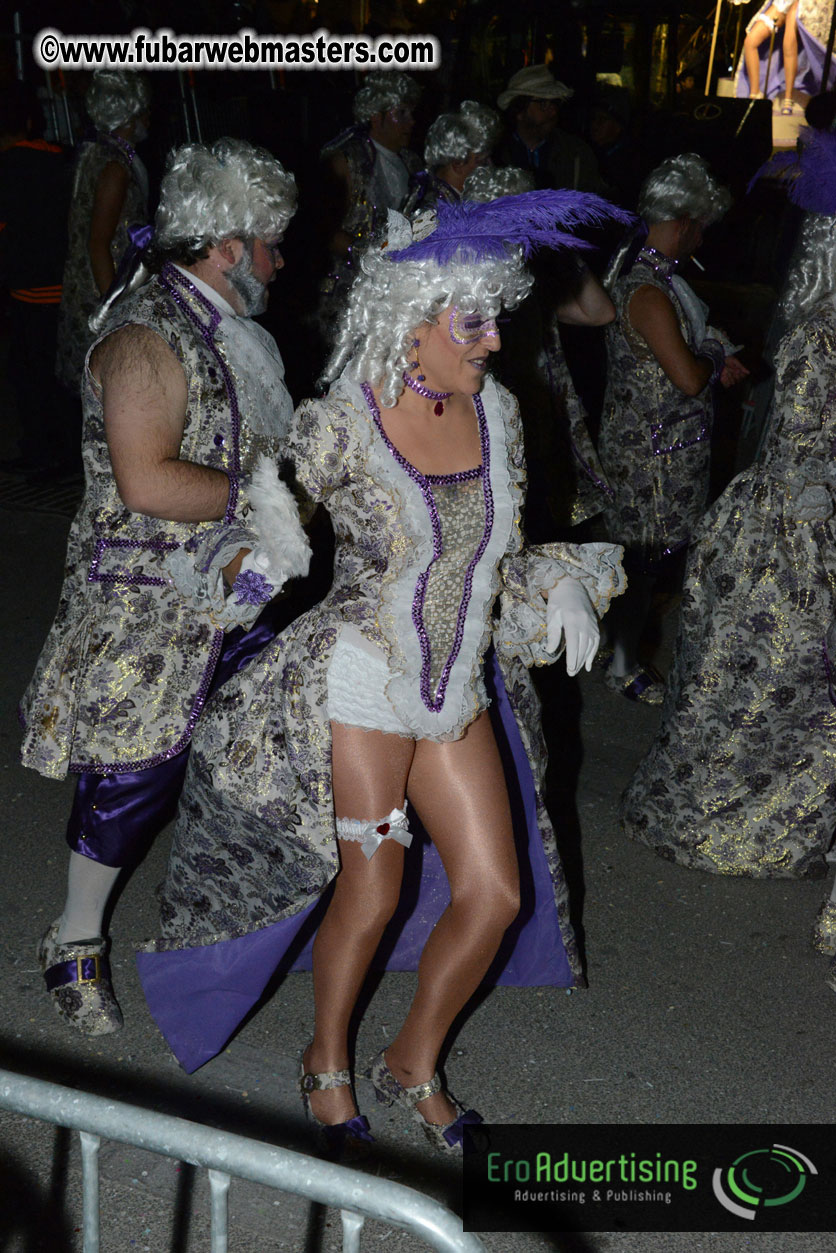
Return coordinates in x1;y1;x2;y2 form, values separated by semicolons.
227;249;268;316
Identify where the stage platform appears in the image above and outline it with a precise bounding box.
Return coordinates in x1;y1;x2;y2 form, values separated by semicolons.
717;76;809;148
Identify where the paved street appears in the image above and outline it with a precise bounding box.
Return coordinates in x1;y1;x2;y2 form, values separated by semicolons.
1;486;834;1253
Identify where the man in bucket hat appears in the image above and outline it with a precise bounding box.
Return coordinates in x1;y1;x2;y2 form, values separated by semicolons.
495;64;604;193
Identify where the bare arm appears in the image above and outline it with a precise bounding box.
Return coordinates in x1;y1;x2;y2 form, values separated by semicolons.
554;264;616;326
627;284;713;397
88;161;130;296
92;324;232;521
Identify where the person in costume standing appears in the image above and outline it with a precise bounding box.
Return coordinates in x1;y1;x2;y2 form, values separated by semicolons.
56;70;151;395
738;0;835;111
401;101;499;218
599;153;748;702
319;71;419;329
21;139;310;1037
618;131;836;988
137;192;627;1155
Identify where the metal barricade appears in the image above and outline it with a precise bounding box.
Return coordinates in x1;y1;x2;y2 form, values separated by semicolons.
0;1068;485;1253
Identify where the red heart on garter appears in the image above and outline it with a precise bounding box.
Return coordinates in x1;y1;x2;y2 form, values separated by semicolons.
376;823;390;834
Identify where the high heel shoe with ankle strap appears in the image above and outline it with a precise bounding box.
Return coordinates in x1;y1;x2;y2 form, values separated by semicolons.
365;1048;482;1154
298;1054;374;1159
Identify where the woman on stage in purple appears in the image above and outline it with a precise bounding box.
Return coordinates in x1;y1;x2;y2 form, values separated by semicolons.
137;193;627;1155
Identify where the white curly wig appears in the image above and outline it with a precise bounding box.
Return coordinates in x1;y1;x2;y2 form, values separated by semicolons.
324;209;532;405
639;153;730;225
86;70;149;132
463;164;535;201
424;101;500;168
353;71;420;124
777;210;836;321
154;137;297;251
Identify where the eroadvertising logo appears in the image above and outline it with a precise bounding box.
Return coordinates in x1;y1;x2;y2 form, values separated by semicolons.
462;1125;836;1233
712;1143;816;1220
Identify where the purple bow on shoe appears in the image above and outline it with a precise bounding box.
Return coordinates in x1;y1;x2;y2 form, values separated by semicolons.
442;1108;483;1149
321;1113;375;1160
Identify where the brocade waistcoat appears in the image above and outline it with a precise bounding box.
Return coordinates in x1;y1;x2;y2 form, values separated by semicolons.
20;264;285;778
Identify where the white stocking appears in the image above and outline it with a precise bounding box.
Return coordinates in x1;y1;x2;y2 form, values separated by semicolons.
57;852;121;942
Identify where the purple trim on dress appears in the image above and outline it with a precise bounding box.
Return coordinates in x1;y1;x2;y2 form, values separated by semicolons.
100;132;137;166
88;537;180;587
651;415;710;457
68;627;225;775
159;264;241;521
636;246;677;285
361;383;495;712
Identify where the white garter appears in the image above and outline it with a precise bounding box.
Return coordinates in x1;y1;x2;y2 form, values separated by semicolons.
336;807;412;860
747;12;776;34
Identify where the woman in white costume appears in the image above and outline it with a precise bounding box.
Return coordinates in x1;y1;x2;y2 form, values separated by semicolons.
137;192;627;1156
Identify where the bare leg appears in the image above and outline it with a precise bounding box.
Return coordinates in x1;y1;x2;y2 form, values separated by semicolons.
304;723;414;1124
744;17;772;95
782;3;799;103
384;711;520;1126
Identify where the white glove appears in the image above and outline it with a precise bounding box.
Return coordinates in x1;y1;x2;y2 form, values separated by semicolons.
546;578;600;676
238;546;286;592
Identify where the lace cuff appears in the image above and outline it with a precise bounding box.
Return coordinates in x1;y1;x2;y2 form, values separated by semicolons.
165;524;263;631
164;457;311;631
696;336;726;384
496;541;626;666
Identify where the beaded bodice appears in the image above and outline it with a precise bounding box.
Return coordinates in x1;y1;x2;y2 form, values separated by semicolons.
422;475;486;702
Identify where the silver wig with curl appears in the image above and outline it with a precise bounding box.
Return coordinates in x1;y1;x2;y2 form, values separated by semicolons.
464;164;535;202
423;101;500;169
323;209;531;406
353;71;419;124
154;137;297;252
89;139;296;335
86;70;149;132
639;152;730;225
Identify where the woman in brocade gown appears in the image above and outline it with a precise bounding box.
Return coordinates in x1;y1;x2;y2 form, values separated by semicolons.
622;133;836;995
137;193;627;1155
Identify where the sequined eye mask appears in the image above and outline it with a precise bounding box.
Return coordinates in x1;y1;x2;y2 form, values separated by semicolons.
448;307;499;344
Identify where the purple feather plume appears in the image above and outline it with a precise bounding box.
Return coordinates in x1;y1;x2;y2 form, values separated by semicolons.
748;130;836;215
789;130;836;214
388;190;636;264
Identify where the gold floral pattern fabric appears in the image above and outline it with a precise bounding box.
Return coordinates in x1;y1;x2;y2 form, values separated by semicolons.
20;269;287;779
599;252;715;562
621;300;836;877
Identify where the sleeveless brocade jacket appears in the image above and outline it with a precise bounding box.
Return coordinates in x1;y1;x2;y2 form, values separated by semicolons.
21;265;284;778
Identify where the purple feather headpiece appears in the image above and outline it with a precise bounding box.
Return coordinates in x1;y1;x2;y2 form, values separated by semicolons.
387;189;635;264
748;130;836;215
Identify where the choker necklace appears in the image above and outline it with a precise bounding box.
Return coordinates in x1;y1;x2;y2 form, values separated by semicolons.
403;370;452;416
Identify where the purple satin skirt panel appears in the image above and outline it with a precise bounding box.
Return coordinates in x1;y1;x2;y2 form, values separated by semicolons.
137;653;574;1074
66;597;291;867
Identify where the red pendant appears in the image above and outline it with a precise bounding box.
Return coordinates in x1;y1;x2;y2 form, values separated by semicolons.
433;400;445;416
